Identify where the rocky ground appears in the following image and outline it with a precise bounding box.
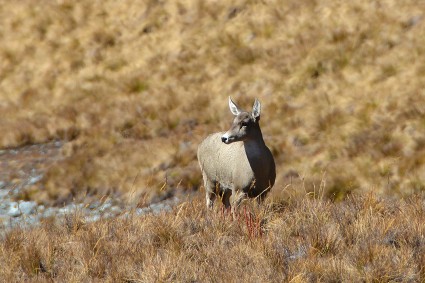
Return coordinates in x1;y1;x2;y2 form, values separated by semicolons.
0;142;180;234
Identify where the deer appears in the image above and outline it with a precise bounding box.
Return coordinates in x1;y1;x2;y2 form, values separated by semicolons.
197;97;276;215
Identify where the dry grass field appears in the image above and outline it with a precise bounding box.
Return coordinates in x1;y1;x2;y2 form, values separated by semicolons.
1;191;425;282
1;0;424;205
1;0;425;280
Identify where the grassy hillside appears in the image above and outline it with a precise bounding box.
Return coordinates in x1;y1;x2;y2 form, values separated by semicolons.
1;192;425;281
1;0;425;205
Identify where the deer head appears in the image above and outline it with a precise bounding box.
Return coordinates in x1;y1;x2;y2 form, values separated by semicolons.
221;97;262;144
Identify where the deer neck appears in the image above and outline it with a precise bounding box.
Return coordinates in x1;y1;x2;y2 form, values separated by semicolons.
243;128;266;148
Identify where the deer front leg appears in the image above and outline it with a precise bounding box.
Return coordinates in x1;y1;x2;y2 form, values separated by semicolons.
221;189;232;210
231;190;247;218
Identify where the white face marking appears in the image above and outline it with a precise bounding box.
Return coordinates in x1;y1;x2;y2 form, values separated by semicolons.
221;132;233;144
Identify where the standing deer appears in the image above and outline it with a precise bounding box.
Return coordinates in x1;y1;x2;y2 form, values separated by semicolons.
197;97;276;214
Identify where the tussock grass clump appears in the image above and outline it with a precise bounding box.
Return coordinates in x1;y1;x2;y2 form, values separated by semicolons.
1;0;425;204
1;192;425;281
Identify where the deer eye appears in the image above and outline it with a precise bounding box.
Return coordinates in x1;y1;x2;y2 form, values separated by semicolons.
241;121;249;127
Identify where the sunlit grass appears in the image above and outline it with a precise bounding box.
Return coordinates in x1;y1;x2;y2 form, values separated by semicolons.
1;191;425;281
0;0;424;205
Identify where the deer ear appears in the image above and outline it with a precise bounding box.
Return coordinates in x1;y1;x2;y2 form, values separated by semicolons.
252;98;261;121
229;96;241;116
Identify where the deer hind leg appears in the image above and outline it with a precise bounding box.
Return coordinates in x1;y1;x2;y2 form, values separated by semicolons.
203;175;217;209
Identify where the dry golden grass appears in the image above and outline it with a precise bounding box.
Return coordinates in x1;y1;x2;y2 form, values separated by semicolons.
1;0;425;204
1;191;425;282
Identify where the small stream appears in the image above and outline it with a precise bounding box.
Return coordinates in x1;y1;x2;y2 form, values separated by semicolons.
0;141;181;234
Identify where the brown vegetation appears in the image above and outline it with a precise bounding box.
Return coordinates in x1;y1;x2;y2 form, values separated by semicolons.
1;0;425;205
2;1;425;280
1;190;425;282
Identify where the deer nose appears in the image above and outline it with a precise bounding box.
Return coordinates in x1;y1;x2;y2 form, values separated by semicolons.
221;136;228;143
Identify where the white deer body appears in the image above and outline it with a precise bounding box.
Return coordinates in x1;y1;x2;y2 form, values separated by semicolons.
197;97;276;211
